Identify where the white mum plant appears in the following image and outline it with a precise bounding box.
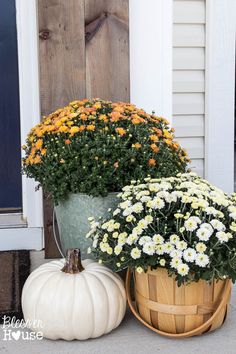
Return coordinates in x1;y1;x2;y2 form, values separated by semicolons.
87;172;236;285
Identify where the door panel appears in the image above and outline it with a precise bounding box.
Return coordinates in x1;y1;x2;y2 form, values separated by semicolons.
0;0;22;209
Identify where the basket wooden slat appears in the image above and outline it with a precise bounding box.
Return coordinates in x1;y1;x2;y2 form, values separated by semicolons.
126;267;232;338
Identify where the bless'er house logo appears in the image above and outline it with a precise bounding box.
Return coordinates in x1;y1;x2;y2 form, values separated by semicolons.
1;316;43;341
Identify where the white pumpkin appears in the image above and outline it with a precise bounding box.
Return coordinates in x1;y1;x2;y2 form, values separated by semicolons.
22;249;126;340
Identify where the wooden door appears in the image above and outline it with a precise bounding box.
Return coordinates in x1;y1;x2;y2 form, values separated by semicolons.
38;0;130;257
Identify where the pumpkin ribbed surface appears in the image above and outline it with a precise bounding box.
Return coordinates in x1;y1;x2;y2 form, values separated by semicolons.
22;259;126;340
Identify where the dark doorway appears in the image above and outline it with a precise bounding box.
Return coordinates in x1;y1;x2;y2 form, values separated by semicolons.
0;0;22;209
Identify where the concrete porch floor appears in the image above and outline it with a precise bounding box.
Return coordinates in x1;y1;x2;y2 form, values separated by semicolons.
0;285;235;354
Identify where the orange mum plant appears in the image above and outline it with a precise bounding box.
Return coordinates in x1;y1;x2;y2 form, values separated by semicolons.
22;98;190;202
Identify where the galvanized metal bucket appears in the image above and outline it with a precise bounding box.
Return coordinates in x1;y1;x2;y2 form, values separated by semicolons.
54;193;118;259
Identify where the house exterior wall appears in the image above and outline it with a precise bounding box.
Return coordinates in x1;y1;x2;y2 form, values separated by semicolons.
172;0;206;177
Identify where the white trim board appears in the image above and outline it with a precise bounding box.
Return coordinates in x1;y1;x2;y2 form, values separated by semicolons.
0;0;44;251
205;0;236;193
0;228;43;251
129;0;173;122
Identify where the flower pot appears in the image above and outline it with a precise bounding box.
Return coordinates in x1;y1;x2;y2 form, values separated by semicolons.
126;267;232;338
55;193;118;258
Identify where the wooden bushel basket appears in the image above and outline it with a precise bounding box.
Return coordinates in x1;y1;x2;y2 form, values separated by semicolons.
126;267;232;338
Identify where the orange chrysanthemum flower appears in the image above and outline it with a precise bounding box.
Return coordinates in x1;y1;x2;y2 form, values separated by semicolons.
148;158;156;166
150;135;158;143
150;143;160;153
87;125;95;131
116;127;126;136
132;143;141;149
35;139;43;150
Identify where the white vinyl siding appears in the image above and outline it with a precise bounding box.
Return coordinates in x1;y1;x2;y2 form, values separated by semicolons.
173;0;206;177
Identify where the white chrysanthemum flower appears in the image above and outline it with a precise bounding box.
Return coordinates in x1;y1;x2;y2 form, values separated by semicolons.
119;200;132;209
114;222;120;230
87;247;92;254
138;219;149;229
181;195;191;203
170;257;182;269
184;218;198;231
195;253;209;267
228;205;236;213
136;266;144;274
126;215;135;222
200;223;214;235
153;234;164;244
164;242;174;253
145;215;153;223
183;248;197;262
123;207;133;216
174;213;184;219
170;234;180;244
140;195;152;203
139;236;152;246
177;263;190;276
176;240;188;250
156;244;166;255
133;226;144;235
216;211;224;219
148;183;160;192
136;190;150;200
112;232;119;238
100;242;109;252
122;185;132;192
170;249;183;259
114;245;122;255
230;222;236;232
118;236;126;246
153;198;165;209
131;247;141;259
126;234;138;245
210;219;226;231
143;242;156;255
191;216;201;224
101;222;108;230
160;182;172;190
215;231;229;243
205;206;217;216
195;242;207;253
229;212;236;220
92;239;98;248
113;208;121;216
107;247;113;255
196;228;211;241
133;202;144;213
119;232;127;238
160;259;166;266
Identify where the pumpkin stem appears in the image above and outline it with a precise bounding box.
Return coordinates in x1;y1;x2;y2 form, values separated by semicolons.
61;248;84;274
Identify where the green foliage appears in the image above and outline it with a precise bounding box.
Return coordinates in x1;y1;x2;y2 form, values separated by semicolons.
22;99;189;203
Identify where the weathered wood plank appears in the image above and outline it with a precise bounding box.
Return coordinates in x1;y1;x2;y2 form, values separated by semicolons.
85;0;129;101
38;0;86;258
38;0;86;114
